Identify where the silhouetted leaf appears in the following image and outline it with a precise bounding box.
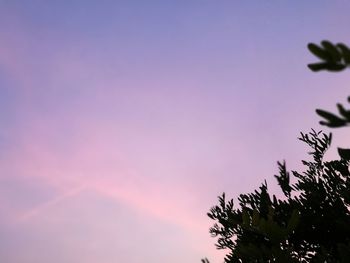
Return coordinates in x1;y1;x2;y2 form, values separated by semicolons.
321;40;341;62
337;103;350;120
307;62;330;72
274;161;292;198
307;43;331;60
325;63;346;71
316;109;347;127
337;43;350;64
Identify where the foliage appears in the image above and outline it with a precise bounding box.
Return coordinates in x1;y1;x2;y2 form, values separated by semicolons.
207;130;350;262
308;41;350;130
307;41;350;72
310;41;350;173
204;42;350;262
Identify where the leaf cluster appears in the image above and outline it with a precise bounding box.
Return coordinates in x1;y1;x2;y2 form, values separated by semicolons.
315;98;350;128
307;41;350;72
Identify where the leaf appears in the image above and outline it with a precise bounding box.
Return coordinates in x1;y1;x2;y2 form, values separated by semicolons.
307;62;330;72
325;63;346;72
337;103;350;120
316;109;347;127
307;43;331;61
337;43;350;64
338;148;350;161
321;40;341;62
275;161;292;197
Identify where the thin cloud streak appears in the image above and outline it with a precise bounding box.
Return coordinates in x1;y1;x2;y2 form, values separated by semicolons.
1;2;350;262
16;184;87;223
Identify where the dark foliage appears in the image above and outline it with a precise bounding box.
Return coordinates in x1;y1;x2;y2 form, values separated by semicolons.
204;41;350;262
307;41;350;72
207;130;350;262
308;41;350;130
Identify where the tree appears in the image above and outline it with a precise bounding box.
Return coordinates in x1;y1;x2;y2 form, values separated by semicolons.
205;41;350;262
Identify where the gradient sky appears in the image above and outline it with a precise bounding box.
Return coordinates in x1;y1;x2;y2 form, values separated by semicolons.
1;1;350;262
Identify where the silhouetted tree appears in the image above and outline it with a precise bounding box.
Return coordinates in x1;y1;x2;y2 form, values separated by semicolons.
204;42;350;262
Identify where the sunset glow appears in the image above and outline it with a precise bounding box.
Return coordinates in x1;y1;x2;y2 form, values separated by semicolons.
1;2;350;262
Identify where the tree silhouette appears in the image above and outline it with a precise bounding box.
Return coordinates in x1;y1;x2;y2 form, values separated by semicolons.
204;41;350;262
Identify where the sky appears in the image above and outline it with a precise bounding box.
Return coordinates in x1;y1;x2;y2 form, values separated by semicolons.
1;1;350;262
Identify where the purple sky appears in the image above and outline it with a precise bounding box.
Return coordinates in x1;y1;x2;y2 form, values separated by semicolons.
1;1;350;262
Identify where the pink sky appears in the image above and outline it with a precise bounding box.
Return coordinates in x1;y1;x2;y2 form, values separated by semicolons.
1;1;350;262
